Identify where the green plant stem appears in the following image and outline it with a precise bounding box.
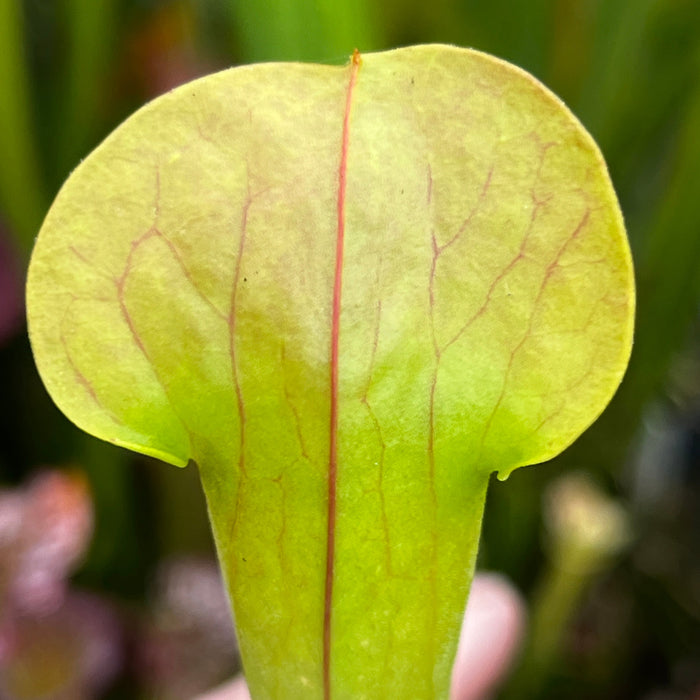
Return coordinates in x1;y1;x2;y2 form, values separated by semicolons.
576;0;660;147
0;0;46;252
56;0;119;174
228;0;382;63
562;75;700;472
502;473;630;699
508;546;593;697
77;437;152;594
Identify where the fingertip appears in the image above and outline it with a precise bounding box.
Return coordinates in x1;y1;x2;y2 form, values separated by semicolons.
193;675;250;700
450;572;526;700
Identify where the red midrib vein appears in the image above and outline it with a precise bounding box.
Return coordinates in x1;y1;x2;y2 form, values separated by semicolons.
324;49;361;700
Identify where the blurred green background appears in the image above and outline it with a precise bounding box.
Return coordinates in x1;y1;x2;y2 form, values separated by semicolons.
1;1;699;698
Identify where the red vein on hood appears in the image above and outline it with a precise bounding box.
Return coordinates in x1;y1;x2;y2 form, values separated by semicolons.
324;49;361;700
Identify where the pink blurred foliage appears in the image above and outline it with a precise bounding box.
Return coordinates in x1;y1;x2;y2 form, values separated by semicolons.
0;471;122;699
137;556;240;700
0;470;92;616
0;470;244;699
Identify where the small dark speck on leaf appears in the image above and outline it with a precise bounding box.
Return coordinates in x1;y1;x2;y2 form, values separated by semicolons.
243;277;247;282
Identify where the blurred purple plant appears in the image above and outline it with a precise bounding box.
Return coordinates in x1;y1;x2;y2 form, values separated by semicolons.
0;471;121;699
138;556;240;700
0;469;244;699
0;222;24;346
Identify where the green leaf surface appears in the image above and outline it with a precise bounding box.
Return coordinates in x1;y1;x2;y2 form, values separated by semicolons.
26;45;634;699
